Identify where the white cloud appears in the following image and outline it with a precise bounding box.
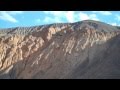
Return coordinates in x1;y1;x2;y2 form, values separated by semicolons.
43;11;65;17
79;12;99;21
44;11;77;23
92;11;112;15
44;16;62;23
7;11;23;15
65;11;76;23
44;17;53;22
43;11;99;23
89;14;99;21
0;11;18;23
79;12;89;20
0;11;23;23
115;15;120;21
110;23;117;26
43;11;64;23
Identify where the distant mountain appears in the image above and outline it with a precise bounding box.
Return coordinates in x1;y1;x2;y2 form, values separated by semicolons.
0;20;120;79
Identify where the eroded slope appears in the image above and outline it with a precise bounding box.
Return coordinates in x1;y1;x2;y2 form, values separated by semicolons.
0;20;120;79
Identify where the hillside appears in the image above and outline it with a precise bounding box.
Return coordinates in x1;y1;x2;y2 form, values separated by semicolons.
0;20;120;79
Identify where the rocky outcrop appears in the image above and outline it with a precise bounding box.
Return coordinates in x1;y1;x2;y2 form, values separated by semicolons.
0;20;120;79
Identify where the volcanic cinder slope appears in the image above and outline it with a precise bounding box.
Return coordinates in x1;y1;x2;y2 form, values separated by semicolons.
0;20;120;79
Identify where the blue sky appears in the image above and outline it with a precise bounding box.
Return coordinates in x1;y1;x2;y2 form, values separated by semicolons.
0;11;120;29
